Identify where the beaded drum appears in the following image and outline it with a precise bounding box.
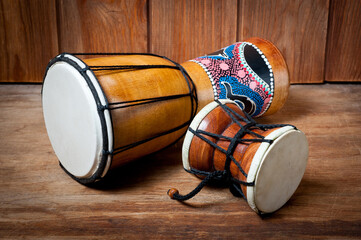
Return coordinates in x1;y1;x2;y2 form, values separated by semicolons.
168;100;308;214
42;38;289;184
185;37;289;117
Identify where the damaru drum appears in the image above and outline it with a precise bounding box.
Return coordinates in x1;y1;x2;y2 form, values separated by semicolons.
168;100;308;214
42;38;289;184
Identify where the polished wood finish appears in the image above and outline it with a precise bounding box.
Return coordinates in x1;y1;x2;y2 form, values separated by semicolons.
57;0;148;53
239;0;329;83
187;102;280;197
0;0;58;82
0;84;361;238
83;55;193;168
325;0;361;82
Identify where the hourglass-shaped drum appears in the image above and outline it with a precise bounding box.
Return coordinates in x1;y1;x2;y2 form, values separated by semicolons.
170;100;308;213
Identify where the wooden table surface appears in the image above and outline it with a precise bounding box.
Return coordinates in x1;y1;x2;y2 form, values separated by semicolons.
0;84;360;239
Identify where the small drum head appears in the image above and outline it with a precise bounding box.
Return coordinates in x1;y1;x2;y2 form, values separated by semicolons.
247;127;308;213
182;100;308;213
42;54;112;181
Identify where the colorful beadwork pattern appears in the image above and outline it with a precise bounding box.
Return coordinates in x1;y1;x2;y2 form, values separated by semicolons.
191;42;274;117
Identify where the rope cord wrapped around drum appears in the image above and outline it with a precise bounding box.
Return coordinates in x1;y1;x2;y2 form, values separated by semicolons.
68;52;199;156
168;100;296;201
45;52;198;184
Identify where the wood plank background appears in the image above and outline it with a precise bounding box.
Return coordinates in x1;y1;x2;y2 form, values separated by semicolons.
325;0;361;82
0;0;360;83
0;0;58;82
57;0;148;53
239;0;329;84
149;0;237;63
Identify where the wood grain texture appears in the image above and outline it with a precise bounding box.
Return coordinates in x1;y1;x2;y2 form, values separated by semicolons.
0;83;361;238
57;0;147;53
1;0;360;84
325;0;361;82
149;0;238;63
0;0;58;82
83;55;193;169
238;0;329;83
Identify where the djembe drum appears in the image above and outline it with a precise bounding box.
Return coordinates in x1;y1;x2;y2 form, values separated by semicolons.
168;100;308;214
42;38;289;184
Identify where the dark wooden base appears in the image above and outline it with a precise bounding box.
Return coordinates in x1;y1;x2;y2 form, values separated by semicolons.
0;84;360;238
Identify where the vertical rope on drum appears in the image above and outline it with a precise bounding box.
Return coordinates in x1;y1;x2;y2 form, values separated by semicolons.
69;52;198;156
168;100;296;202
45;52;198;184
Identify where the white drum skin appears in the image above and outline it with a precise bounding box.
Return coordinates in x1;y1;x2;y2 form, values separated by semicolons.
42;54;113;182
247;127;308;213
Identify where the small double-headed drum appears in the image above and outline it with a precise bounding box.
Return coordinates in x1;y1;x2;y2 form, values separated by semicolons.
179;100;308;213
42;37;290;184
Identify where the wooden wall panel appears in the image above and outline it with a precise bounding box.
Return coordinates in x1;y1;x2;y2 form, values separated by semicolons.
149;0;238;63
57;0;147;53
0;0;58;82
238;0;329;83
1;0;360;83
325;0;361;82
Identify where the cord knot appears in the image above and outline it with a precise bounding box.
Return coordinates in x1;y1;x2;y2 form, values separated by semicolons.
98;104;108;112
167;188;179;199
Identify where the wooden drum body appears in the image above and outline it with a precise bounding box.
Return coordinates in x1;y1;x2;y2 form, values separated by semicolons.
42;38;289;184
183;37;289;117
180;100;308;213
42;53;197;183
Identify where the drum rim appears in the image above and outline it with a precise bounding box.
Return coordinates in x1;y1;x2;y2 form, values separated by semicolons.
246;127;308;213
182;99;235;171
42;53;113;184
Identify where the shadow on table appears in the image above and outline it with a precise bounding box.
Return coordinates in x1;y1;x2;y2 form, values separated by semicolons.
88;143;183;190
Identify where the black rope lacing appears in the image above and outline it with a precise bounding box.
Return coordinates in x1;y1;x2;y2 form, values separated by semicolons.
168;100;296;201
69;52;198;156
